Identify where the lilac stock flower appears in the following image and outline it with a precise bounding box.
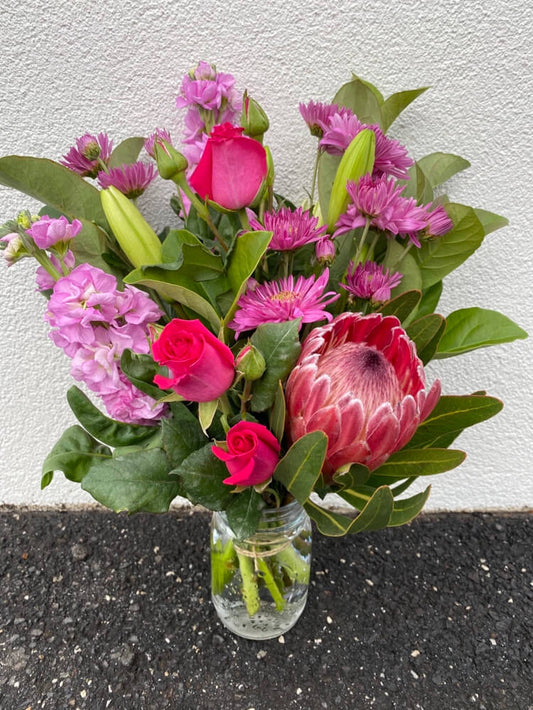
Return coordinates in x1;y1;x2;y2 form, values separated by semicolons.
26;215;82;250
342;261;403;303
248;206;328;251
98;162;156;199
229;269;339;339
100;372;167;425
61;132;113;178
35;250;76;291
144;128;172;158
176;62;241;115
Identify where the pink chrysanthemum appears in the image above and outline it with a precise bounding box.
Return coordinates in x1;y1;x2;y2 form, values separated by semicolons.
61;132;113;178
424;204;453;237
342;261;403;303
98;162;156;199
248;206;328;251
299;101;353;138
144;128;172;158
229;269;339;339
319;112;365;155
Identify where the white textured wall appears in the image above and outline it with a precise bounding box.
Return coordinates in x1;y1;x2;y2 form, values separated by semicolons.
1;0;531;510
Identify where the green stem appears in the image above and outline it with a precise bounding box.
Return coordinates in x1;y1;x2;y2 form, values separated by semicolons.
237;552;260;616
257;557;286;612
366;231;380;262
388;239;414;270
240;379;253;417
211;539;237;595
275;545;310;584
310;146;322;205
352;217;371;266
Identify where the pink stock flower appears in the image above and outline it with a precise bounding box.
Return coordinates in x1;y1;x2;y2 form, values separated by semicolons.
176;62;241;116
144;128;172;158
35;250;76;291
285;312;441;479
248;206;328;251
26;215;82;250
152;319;235;402
342;261;403;303
189;123;267;210
229;269;339;339
97;162;156;199
212;421;281;487
61;132;113;178
100;372;167;425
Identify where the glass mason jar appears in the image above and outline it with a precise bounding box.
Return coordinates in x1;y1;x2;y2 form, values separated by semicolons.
210;499;312;640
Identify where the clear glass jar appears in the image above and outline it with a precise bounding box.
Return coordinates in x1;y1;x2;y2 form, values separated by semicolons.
210;499;312;640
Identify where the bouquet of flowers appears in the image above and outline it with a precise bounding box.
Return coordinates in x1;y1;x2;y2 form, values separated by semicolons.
0;62;527;636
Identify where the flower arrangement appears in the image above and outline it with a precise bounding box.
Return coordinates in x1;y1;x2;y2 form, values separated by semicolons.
0;63;527;630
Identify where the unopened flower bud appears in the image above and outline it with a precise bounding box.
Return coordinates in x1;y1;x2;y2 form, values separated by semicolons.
81;139;101;161
241;91;270;141
0;233;25;266
16;211;32;230
236;344;266;381
315;237;336;265
154;140;188;181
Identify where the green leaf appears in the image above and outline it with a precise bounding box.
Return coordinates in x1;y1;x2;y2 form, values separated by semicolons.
406;313;446;364
376;448;466;477
305;486;394;537
415;203;484;289
399;162;434;203
417;152;471;188
381;87;429;133
81;448;180;513
435;308;528;358
198;398;219;434
0;156;108;229
333;463;371;490
108;137;146;168
350;74;385;104
176;444;234;510
225;487;264;539
70;220;115;275
224;230;272;327
406;394;504;450
383;240;423;293
120;349;164;400
318;152;341;228
333;78;382;125
269;381;286;443
416;281;443;319
388;486;431;526
250;320;302;411
41;425;112;488
161;402;206;469
377;290;421;324
474;208;509;236
66;386;157;447
273;431;328;504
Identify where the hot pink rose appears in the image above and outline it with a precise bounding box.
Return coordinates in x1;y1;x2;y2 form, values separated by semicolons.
212;421;281;486
189;123;268;210
152;319;235;402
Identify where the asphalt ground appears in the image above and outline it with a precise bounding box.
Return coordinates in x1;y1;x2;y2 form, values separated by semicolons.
0;508;531;710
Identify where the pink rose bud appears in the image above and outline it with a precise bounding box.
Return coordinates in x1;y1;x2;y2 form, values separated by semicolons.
152;319;235;402
189;123;268;210
212;421;280;487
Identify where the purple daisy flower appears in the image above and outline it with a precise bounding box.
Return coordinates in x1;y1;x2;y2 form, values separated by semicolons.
229;269;339;339
61;132;113;178
98;162;156;199
342;261;403;303
248;206;328;251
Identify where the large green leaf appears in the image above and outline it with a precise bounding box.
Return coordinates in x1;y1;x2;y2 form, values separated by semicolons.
375;448;466;477
120;349;165;400
474;208;509;236
273;431;328;503
381;87;429;133
435;307;528;358
0;156;108;229
225;487;264;539
406;313;446;364
388;486;431;526
400;163;434;203
71;220;115;274
332;78;383;125
66;386;157;447
305;486;394;537
417;152;471;188
377;290;421;324
176;443;234;510
81;448;180;513
415;203;484;288
108;137;145;168
161;402;207;469
383;240;423;293
41;425;112;488
415;281;443;319
250;320;302;411
406;394;504;450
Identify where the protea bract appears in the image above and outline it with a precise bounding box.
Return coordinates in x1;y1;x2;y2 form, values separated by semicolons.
285;312;441;479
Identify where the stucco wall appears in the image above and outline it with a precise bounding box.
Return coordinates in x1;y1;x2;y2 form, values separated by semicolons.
1;0;531;509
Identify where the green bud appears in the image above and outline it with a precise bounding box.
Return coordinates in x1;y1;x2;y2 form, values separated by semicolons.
100;186;162;268
16;211;32;230
236;344;266;381
241;91;270;141
327;128;375;230
154;140;188;181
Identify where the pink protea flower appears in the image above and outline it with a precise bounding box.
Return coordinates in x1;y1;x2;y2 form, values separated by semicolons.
61;132;113;178
229;269;339;339
285;312;441;479
248;206;328;251
342;261;403;303
26;215;82;250
144;128;172;158
98;162;156;199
